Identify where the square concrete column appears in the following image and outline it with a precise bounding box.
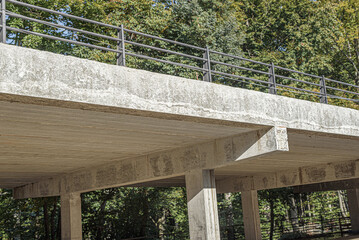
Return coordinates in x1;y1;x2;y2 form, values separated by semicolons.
347;189;359;233
61;192;83;240
241;190;262;240
185;169;220;240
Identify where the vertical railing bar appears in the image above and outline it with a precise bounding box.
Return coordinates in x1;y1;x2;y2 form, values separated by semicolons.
121;24;126;66
0;0;6;43
268;62;277;94
320;76;328;104
117;24;126;66
203;46;212;82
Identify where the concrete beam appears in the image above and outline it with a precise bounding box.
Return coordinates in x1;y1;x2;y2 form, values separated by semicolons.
293;179;359;193
241;190;262;240
216;159;359;193
13;127;288;199
61;192;82;240
347;189;359;234
186;169;220;239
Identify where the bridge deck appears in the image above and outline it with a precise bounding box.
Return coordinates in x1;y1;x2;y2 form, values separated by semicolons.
0;43;358;196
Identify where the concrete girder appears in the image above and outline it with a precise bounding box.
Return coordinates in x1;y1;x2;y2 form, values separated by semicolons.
216;159;359;193
13;126;288;199
293;179;359;193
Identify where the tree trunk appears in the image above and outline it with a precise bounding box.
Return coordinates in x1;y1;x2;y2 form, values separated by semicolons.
270;199;275;240
289;196;299;232
50;197;58;240
158;208;166;240
140;189;149;238
44;200;50;240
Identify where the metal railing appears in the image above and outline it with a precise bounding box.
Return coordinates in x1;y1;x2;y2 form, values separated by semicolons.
221;213;352;240
0;0;358;106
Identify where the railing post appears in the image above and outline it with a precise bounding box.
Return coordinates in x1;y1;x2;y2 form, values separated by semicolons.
0;0;6;43
338;213;343;237
320;76;328;104
268;62;277;94
203;46;212;82
116;24;126;66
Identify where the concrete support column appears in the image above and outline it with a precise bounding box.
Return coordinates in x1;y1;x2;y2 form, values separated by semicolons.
241;190;262;240
347;188;359;233
185;169;220;240
61;192;83;240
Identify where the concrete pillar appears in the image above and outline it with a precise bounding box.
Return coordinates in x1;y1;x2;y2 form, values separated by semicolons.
241;190;262;240
185;169;220;240
61;192;83;240
347;188;359;233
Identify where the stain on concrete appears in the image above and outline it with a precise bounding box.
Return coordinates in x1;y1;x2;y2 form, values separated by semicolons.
224;139;233;162
120;162;135;182
262;177;269;188
279;172;298;186
96;165;117;186
304;167;326;182
72;172;92;191
334;161;356;178
163;155;174;175
149;156;161;177
183;148;202;171
39;182;50;196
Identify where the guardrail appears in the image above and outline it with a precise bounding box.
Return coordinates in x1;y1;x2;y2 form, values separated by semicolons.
0;0;358;106
221;213;352;240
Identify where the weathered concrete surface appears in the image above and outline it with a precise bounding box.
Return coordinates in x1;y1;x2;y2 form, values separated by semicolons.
216;159;359;193
61;192;82;240
293;179;359;193
0;42;358;240
0;43;358;137
0;43;358;200
13;127;288;198
186;170;220;240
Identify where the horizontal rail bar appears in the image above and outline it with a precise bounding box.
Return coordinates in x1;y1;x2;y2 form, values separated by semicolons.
275;74;322;87
6;0;120;30
125;28;206;51
212;72;270;89
211;60;271;76
276;83;322;95
124;40;205;61
7;26;120;53
125;51;206;72
209;49;271;67
274;65;322;79
6;11;119;42
326;86;359;96
327;94;359;103
211;70;270;85
277;88;320;97
325;77;359;89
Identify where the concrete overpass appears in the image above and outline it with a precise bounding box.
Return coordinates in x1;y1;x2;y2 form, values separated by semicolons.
0;43;359;240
